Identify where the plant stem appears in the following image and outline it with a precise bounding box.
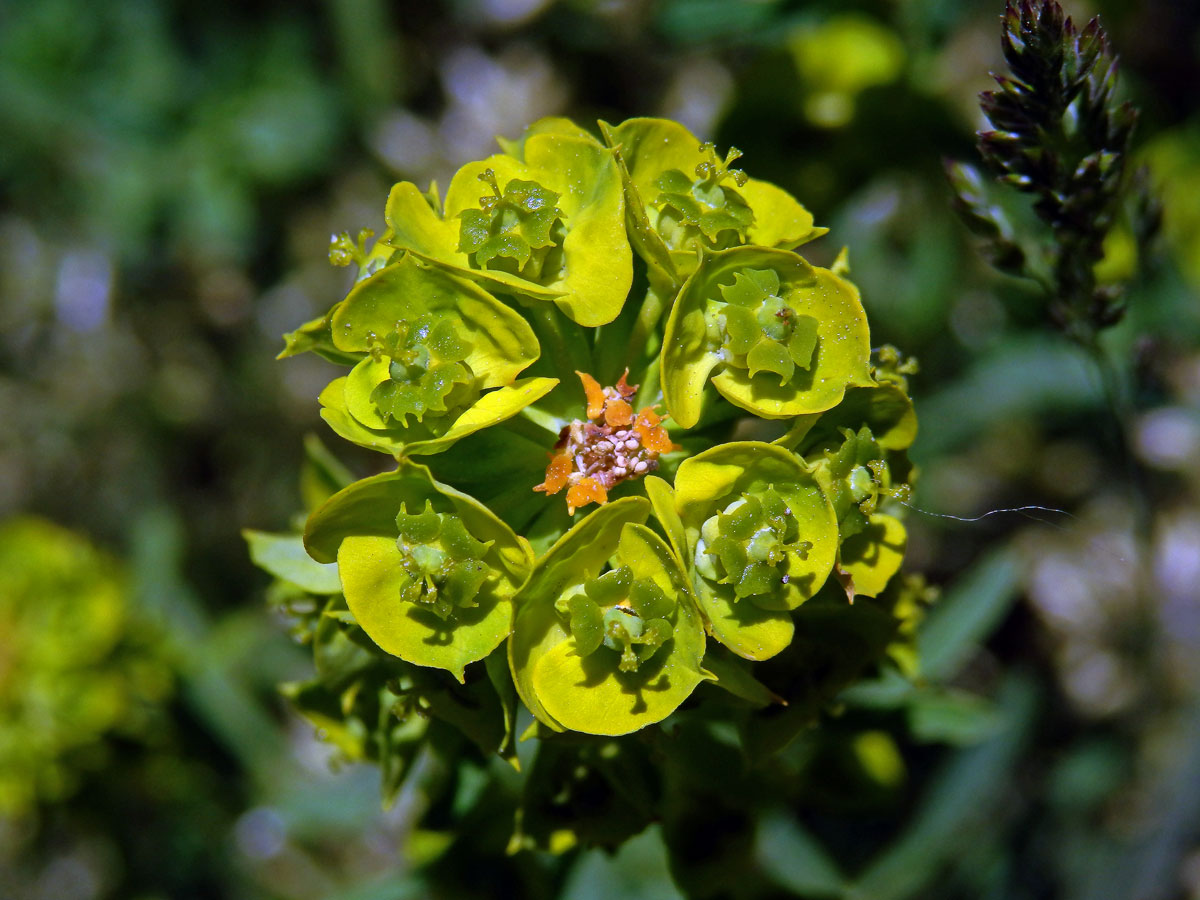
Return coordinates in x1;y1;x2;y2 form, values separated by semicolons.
527;302;591;377
1086;338;1150;534
623;283;669;373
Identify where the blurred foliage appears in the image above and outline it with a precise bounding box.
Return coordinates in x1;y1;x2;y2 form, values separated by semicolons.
0;517;171;817
2;0;1200;897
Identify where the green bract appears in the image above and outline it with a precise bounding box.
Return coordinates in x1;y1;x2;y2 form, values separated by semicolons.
601;117;826;283
305;463;532;681
509;499;708;735
380;129;632;327
258;116;926;828
316;255;550;457
808;424;910;599
662;246;873;427
674;443;838;660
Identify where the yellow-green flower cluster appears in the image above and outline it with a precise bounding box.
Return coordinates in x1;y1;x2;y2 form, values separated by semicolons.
262;116;921;741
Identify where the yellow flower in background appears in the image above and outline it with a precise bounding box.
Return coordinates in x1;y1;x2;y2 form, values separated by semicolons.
788;15;905;128
1142;127;1200;291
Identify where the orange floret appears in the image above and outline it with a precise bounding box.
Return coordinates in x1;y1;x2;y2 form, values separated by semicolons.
604;398;634;427
534;452;573;495
614;369;636;400
634;408;679;454
566;477;608;514
576;371;606;420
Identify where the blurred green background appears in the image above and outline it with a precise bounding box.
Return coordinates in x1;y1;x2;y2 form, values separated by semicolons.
2;0;1199;897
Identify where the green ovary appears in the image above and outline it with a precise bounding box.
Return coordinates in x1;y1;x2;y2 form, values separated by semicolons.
457;171;566;281
653;143;755;252
706;267;820;386
694;488;812;605
369;313;478;426
555;565;674;674
394;502;496;620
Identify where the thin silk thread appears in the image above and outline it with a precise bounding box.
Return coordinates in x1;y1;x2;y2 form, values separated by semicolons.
894;499;1076;531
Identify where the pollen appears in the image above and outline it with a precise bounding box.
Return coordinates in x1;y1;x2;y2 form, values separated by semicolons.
534;370;679;514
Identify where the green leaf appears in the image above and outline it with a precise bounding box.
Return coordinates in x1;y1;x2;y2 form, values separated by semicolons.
598;120;682;291
383;180;472;273
244;529;341;594
320;376;559;460
907;689;1004;746
662;247;872;428
300;434;355;513
404;377;559;456
643;475;687;562
561;825;686;900
917;549;1021;681
798;382;918;455
741;178;828;248
850;675;1036;900
496;116;599;158
702;647;784;707
484;652;520;767
691;574;795;661
279;314;363;365
319;377;407;457
755;810;846;897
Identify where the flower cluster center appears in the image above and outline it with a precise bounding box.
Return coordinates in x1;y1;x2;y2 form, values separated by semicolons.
555;564;674;673
457;170;566;281
534;371;678;514
695;489;812;603
706;267;820;386
394;502;495;620
365;315;477;426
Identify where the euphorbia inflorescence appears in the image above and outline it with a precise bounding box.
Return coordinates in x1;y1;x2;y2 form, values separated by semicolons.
695;488;813;603
707;267;820;386
557;564;673;673
258;115;925;788
365;315;478;426
457;170;566;280
654;142;754;253
394;501;494;619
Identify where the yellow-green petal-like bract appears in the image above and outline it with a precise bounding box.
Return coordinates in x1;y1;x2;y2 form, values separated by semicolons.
600;117;826;277
305;464;532;681
381;128;633;327
509;499;709;735
662;247;873;428
674;442;838;661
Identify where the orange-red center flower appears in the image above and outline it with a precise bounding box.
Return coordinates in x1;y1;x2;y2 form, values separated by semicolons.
534;371;680;514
